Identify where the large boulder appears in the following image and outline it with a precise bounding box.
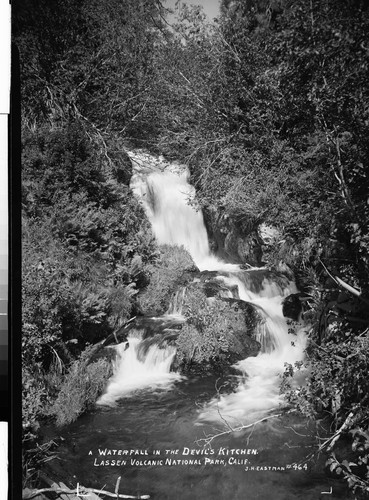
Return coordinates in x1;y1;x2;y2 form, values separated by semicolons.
173;280;262;375
226;329;261;363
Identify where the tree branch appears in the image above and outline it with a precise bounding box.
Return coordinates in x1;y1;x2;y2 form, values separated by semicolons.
196;413;282;448
315;399;368;454
22;484;150;500
319;259;369;307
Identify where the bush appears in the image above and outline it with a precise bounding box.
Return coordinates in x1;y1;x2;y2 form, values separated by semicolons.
21;120;158;461
283;333;369;420
22;122;111;211
176;287;241;366
176;322;230;366
49;349;113;427
282;332;369;497
22;366;49;443
22;233;112;363
137;244;195;315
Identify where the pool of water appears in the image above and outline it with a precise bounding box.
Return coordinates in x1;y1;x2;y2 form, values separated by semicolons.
44;375;349;500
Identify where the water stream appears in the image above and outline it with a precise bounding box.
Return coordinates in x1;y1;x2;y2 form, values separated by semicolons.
49;151;348;499
128;151;307;425
97;337;182;407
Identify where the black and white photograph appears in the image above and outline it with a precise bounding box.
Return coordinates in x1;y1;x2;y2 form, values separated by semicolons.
13;0;369;499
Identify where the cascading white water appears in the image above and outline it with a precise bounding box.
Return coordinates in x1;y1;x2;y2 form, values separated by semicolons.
198;278;307;424
97;335;182;406
130;153;237;272
99;150;307;417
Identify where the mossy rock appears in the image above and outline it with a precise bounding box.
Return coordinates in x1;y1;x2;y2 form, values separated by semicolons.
174;282;262;376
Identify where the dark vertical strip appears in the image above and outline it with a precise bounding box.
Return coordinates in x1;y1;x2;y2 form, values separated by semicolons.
9;41;22;500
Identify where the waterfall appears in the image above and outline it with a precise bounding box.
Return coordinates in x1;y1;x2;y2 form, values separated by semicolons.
97;336;182;406
199;282;307;424
130;153;237;272
192;272;307;424
99;150;307;419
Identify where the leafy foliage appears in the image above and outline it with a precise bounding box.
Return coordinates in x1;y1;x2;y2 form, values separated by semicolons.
137;244;195;315
282;331;369;497
21;115;157;473
176;287;247;368
48;348;113;427
176;322;229;367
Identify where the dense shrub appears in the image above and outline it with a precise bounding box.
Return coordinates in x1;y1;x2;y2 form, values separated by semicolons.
176;287;246;367
282;331;369;497
176;322;230;367
49;350;113;427
22;122;118;213
22;366;49;443
137;244;195;315
21;119;158;462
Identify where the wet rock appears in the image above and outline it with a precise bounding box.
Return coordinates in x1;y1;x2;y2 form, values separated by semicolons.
197;268;295;300
203;208;263;266
227;330;261;362
103;316;185;346
235;268;295;296
201;275;237;298
258;223;281;246
225;230;263;266
282;293;302;321
136;332;179;361
99;266;293;378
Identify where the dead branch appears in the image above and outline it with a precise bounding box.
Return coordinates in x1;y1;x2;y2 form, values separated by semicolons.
115;476;122;497
196;413;282;448
315;401;367;455
22;483;150;500
310;339;345;362
49;345;64;374
334;136;356;214
214;379;235;433
318;259;369;307
284;426;310;438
